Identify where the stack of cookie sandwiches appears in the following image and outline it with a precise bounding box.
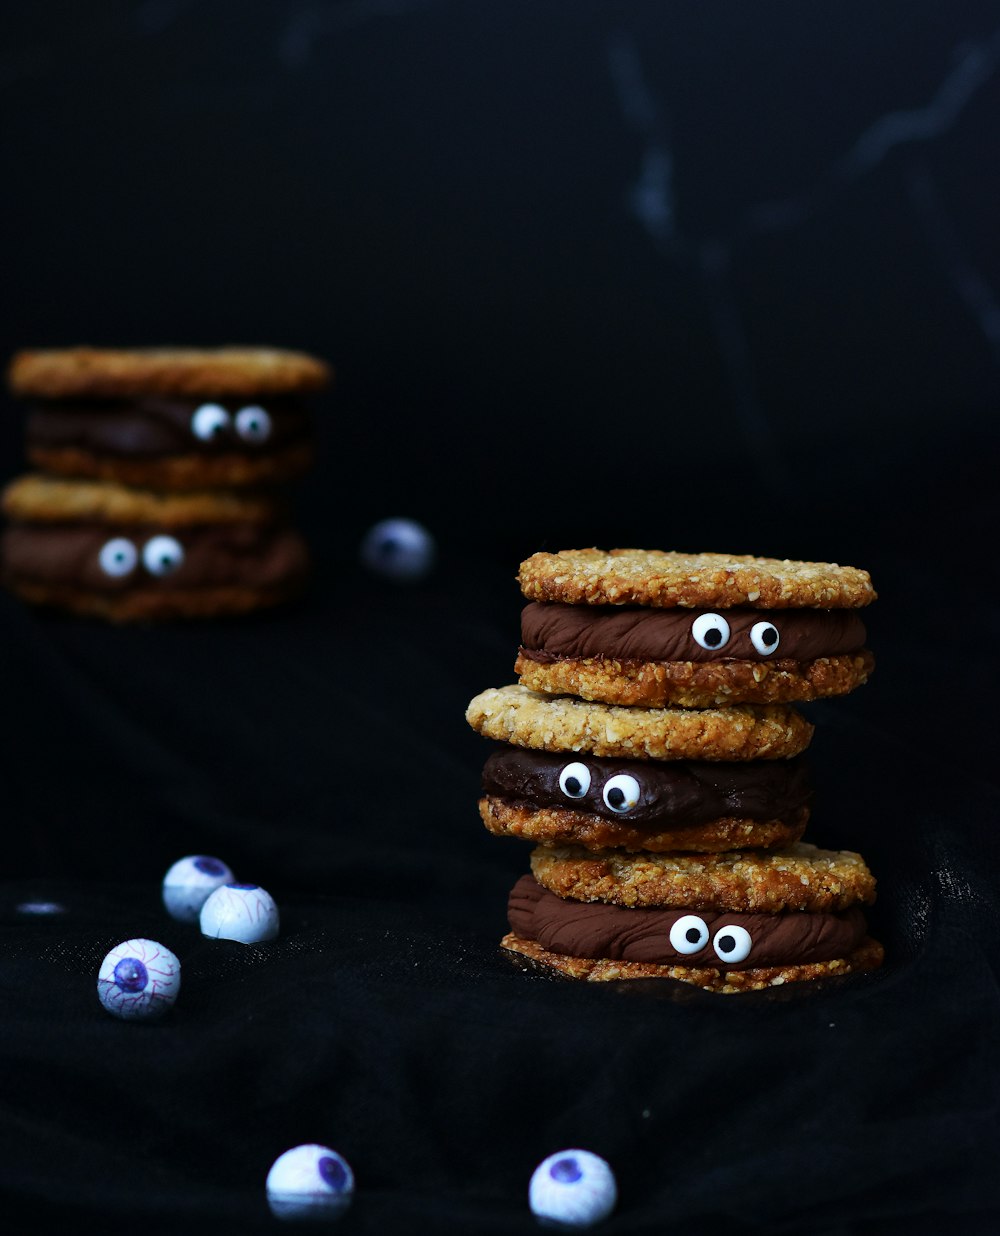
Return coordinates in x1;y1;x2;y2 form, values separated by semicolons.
467;549;883;993
2;347;330;620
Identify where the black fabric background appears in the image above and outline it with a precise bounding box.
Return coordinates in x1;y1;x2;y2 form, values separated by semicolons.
2;3;1000;1232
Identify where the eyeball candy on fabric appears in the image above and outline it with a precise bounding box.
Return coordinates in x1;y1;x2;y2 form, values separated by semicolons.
360;518;435;582
162;855;235;923
199;883;279;943
266;1144;354;1220
97;939;181;1021
529;1150;617;1228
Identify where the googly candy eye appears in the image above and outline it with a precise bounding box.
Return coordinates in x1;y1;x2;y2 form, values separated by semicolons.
691;612;731;651
749;620;780;655
98;537;138;578
266;1144;354;1221
602;774;640;814
234;404;272;443
359;518;436;582
142;535;185;577
200;883;279;943
668;914;710;955
97;938;181;1021
559;762;592;800
162;854;235;923
529;1149;617;1228
191;403;231;441
713;924;753;964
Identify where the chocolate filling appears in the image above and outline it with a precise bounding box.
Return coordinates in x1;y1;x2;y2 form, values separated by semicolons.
482;747;811;826
25;396;310;458
520;602;866;664
2;522;307;591
507;874;867;969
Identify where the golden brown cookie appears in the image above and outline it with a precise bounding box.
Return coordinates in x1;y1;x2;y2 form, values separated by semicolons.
2;474;307;622
466;685;813;762
518;548;876;610
529;842;877;913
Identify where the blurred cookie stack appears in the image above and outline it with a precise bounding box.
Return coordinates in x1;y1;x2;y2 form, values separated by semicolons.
466;548;884;993
1;347;330;620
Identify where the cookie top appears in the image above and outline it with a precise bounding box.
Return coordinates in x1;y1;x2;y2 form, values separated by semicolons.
518;548;875;609
466;684;813;761
530;841;876;913
7;347;331;400
3;473;281;527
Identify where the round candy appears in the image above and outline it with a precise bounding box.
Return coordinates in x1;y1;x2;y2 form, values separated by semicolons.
266;1144;354;1220
162;854;235;923
529;1149;617;1228
359;518;435;582
199;883;279;944
97;938;181;1021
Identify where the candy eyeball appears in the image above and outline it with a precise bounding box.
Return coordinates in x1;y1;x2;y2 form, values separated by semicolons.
360;518;435;582
97;938;181;1021
191;403;231;441
98;537;138;578
602;774;640;814
713;924;753;964
668;914;709;956
749;620;780;655
529;1149;617;1228
142;535;185;577
559;762;592;800
266;1144;354;1221
691;612;731;651
162;854;235;923
234;404;272;443
200;883;279;944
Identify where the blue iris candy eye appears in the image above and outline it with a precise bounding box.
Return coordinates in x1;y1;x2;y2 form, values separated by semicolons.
199;883;280;943
266;1144;355;1220
360;518;436;582
97;939;181;1021
162;854;235;923
529;1149;617;1228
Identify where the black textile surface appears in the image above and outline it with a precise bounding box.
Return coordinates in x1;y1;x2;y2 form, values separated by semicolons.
2;561;999;1236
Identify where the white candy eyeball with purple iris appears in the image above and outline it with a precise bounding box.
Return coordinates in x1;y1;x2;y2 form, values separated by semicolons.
691;612;731;651
199;883;279;944
360;518;436;582
266;1144;354;1221
191;403;231;441
142;535;184;577
97;938;181;1021
162;854;235;923
529;1149;617;1228
98;537;138;578
234;404;272;443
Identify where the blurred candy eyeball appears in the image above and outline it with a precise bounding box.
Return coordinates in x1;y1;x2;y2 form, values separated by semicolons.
162;854;235;923
529;1150;617;1228
199;883;279;944
97;938;181;1021
360;518;435;582
266;1144;354;1221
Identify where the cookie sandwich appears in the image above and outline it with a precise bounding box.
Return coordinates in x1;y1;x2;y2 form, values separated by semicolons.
516;549;875;707
503;843;883;992
8;346;330;490
2;474;308;621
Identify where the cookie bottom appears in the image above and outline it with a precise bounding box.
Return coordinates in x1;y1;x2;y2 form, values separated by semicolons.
515;650;875;708
28;442;315;491
479;796;808;853
4;577;304;623
501;931;884;992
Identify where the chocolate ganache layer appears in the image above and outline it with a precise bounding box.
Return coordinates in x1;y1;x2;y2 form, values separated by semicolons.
520;602;867;664
2;523;307;591
508;875;867;969
26;397;310;458
481;747;811;826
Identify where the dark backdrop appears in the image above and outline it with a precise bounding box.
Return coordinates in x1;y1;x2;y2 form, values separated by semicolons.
1;3;999;1233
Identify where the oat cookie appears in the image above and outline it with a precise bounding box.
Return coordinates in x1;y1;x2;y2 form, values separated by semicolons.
466;685;813;762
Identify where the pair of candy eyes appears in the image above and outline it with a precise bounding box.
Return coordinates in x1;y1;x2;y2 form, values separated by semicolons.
99;535;184;578
692;613;780;655
191;403;272;443
670;915;753;963
559;763;640;813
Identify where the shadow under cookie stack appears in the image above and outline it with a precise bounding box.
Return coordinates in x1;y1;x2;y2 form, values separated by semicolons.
466;548;884;993
1;347;330;621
